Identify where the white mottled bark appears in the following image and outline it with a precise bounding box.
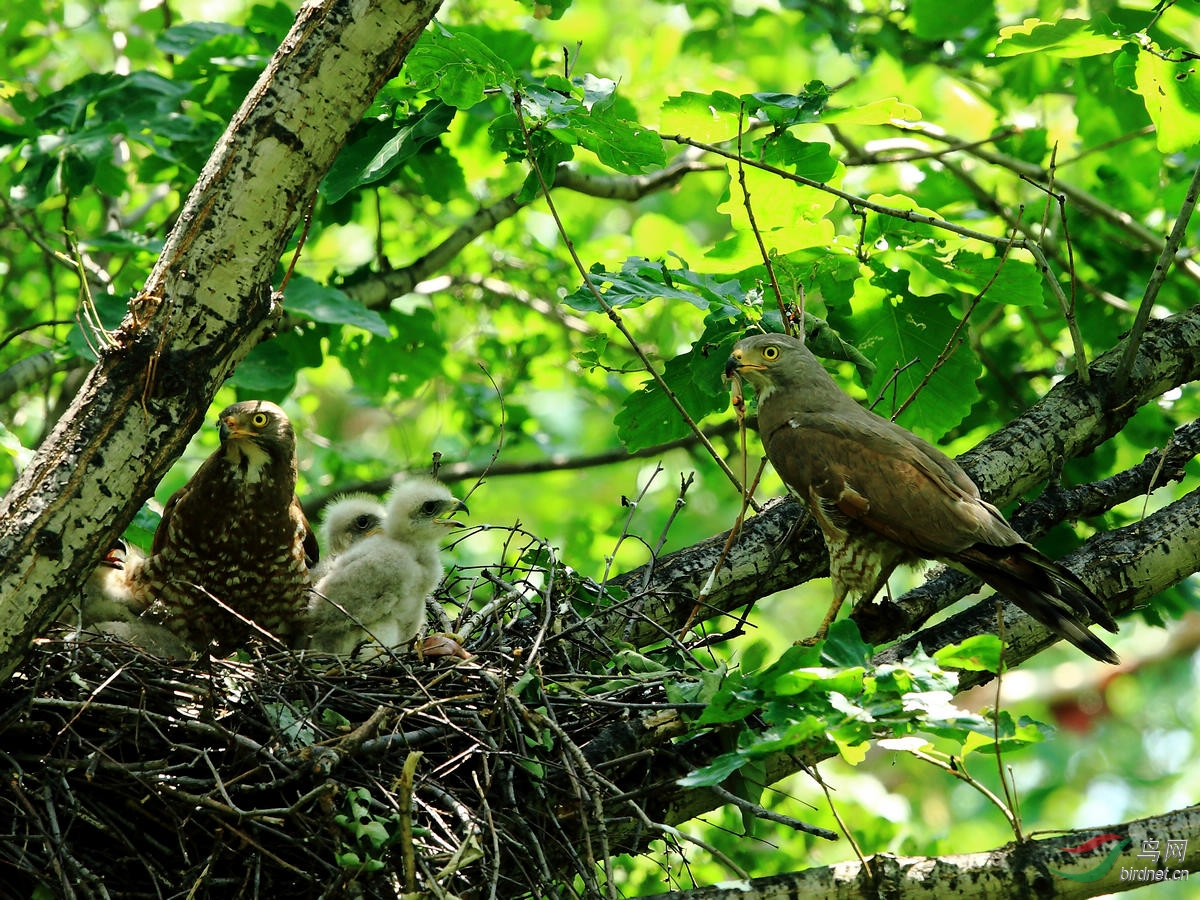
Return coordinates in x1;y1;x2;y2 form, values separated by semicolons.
0;0;442;681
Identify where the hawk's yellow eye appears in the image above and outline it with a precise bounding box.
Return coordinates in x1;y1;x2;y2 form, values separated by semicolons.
251;412;270;428
762;345;779;361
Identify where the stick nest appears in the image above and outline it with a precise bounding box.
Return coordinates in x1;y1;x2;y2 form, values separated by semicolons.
1;538;694;899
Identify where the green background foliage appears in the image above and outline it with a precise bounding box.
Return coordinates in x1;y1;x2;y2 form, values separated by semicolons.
2;0;1199;894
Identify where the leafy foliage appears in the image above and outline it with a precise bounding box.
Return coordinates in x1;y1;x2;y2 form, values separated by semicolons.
3;0;1200;895
676;625;1030;788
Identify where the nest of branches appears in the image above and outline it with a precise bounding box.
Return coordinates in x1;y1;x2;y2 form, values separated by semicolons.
0;530;701;900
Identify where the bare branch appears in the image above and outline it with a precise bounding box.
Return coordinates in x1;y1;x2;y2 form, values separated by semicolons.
1116;162;1200;391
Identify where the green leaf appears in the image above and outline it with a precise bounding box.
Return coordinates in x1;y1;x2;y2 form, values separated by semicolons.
909;0;995;40
564;261;705;312
1134;47;1200;153
757;135;839;182
820;618;874;667
770;666;866;698
911;251;1044;308
961;712;1048;755
856;272;982;438
322;101;456;203
406;26;515;108
994;16;1125;58
518;83;665;174
613;315;740;450
741;85;830;126
821;97;922;126
660;90;744;142
284;276;390;337
156;22;245;58
934;635;1003;672
677;750;747;787
227;340;296;394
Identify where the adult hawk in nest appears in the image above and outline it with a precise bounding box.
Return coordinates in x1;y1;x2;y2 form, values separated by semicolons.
134;400;317;651
304;477;466;656
725;332;1119;664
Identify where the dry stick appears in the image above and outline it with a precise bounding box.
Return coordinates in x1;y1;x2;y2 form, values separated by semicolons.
399;750;424;893
807;764;871;881
709;784;837;840
735;104;789;329
1017;144;1090;385
652;472;696;557
904;744;1020;836
1115;161;1200;393
463;362;508;507
600;463;664;587
992;599;1023;842
678;376;764;637
277;196;316;295
685;456;770;645
513;95;753;506
510;695;616;900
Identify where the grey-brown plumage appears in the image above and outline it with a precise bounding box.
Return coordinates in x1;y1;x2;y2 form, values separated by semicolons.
133;400;318;651
726;332;1119;664
304;478;466;656
311;493;386;580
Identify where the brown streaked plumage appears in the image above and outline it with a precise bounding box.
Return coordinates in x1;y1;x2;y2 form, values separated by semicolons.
134;400;317;651
726;332;1119;664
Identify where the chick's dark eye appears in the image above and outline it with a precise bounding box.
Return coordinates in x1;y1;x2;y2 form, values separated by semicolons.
251;412;270;428
762;346;779;360
353;515;373;529
421;501;440;516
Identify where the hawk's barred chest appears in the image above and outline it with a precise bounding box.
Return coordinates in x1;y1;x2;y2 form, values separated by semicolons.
141;414;313;649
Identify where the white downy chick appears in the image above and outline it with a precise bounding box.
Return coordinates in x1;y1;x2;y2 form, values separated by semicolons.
304;478;466;656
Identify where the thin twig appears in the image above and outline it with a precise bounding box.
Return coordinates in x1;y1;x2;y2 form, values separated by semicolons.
1115;161;1200;392
735;103;789;327
514;93;752;502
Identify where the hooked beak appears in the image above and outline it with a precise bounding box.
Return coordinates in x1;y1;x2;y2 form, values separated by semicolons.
218;415;246;442
435;499;469;528
724;348;763;381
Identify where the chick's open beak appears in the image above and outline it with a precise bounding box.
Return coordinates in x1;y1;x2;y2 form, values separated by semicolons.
435;499;469;528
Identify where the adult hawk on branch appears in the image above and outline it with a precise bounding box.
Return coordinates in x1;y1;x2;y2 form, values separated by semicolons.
725;332;1119;664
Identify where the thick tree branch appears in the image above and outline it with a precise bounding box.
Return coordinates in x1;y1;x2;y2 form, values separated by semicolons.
0;0;443;682
641;803;1200;900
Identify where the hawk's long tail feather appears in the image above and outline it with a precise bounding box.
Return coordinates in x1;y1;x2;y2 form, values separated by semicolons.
956;545;1120;665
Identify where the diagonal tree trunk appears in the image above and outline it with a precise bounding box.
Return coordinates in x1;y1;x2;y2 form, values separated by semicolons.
0;0;443;682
